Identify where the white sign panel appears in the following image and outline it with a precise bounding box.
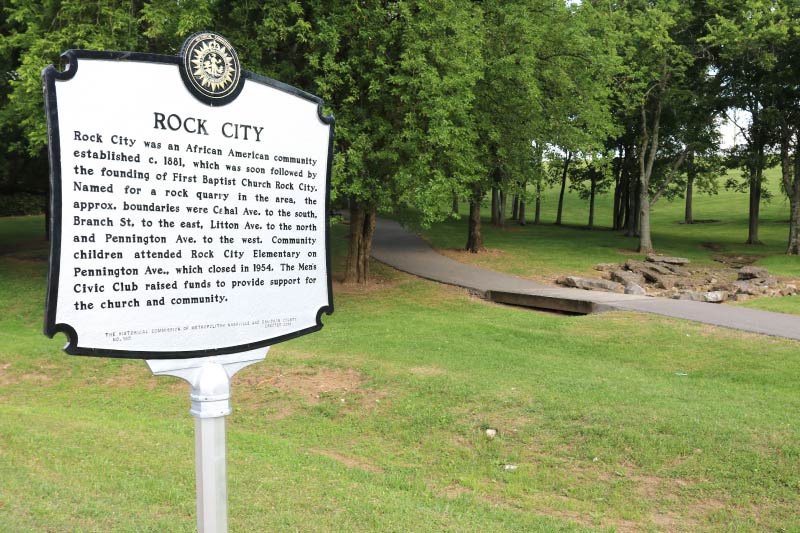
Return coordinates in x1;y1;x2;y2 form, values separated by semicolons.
43;34;334;358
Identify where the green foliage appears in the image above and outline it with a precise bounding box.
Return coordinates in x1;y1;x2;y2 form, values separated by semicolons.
2;1;799;262
0;192;45;216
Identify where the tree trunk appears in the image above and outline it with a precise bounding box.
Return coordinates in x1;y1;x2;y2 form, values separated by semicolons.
555;151;572;225
491;187;499;226
624;170;637;237
746;166;762;244
782;131;800;254
534;181;541;225
638;189;653;253
452;193;459;215
789;196;800;255
498;190;506;228
511;195;519;220
344;199;376;284
588;175;596;230
518;199;526;226
466;189;485;253
684;150;695;224
613;175;622;230
637;70;665;252
612;146;626;230
633;180;641;236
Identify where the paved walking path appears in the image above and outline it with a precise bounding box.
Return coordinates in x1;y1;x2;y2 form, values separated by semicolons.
371;217;800;341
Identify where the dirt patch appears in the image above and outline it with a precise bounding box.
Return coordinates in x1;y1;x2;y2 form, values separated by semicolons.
237;366;386;409
260;367;365;404
680;219;721;225
440;248;509;261
0;363;15;386
101;366;159;389
712;253;762;267
332;277;402;296
408;366;447;377
440;482;471;499
308;448;384;473
0;364;52;386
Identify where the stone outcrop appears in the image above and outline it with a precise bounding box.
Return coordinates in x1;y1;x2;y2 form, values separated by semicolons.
624;282;646;295
738;265;769;280
646;253;690;265
557;276;623;293
611;270;644;286
554;255;797;304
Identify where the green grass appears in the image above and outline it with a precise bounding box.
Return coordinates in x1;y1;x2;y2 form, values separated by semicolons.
421;167;799;279
736;295;800;314
1;215;800;531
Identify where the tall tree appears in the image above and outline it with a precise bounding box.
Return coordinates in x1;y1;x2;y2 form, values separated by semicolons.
297;1;484;278
467;0;543;250
612;0;715;253
704;0;789;245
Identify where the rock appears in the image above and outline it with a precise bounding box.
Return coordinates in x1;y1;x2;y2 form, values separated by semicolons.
624;282;646;295
677;291;705;301
782;284;798;296
738;265;769;280
594;263;618;272
485;428;497;438
557;276;624;292
662;263;691;276
711;282;734;292
732;280;766;295
611;270;645;285
759;276;779;288
674;277;705;289
646;253;690;265
703;291;728;303
655;275;677;290
626;260;675;284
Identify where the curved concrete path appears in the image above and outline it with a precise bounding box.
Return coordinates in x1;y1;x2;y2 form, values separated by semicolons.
371;217;800;342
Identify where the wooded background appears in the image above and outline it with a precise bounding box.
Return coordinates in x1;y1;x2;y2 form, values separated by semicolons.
2;0;799;281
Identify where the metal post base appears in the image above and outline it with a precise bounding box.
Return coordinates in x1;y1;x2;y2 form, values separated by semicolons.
147;348;268;533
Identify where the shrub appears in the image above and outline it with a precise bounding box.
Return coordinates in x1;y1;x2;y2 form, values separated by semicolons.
0;193;46;216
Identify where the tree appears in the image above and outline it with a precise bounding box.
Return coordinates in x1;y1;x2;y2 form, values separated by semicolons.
569;151;615;230
467;0;546;248
295;2;485;278
704;0;791;245
612;0;716;253
767;3;800;254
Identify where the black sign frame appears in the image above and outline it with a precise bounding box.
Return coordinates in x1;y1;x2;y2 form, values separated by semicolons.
42;38;334;360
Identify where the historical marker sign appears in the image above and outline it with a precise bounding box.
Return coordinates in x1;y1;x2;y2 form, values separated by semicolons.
43;32;334;359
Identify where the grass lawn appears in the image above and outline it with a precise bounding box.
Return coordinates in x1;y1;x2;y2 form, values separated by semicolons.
417;167;800;316
1;215;799;531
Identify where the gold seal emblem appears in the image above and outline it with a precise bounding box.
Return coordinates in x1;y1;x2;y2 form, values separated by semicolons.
182;33;241;101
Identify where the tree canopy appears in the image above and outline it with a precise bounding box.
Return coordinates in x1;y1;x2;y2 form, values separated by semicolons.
2;0;799;279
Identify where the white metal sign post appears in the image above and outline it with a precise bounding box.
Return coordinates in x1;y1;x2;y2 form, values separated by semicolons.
147;349;267;532
42;33;334;532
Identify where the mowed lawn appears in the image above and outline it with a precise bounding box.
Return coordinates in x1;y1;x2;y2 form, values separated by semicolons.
1;215;799;531
420;167;800;317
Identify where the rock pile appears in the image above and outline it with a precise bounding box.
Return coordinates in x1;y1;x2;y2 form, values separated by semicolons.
556;254;797;303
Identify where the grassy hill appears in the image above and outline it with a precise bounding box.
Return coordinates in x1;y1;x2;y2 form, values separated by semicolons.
1;211;799;530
